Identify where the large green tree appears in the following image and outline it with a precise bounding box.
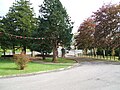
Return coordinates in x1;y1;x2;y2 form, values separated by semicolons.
0;17;4;32
0;17;11;56
31;18;53;59
3;0;36;54
38;0;73;62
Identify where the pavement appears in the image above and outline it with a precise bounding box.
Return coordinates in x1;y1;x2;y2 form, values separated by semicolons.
0;56;120;90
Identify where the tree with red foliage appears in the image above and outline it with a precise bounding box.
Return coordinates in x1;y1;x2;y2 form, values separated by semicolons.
75;18;95;55
93;3;120;58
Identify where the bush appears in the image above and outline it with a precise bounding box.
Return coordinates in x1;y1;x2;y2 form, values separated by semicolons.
13;54;30;70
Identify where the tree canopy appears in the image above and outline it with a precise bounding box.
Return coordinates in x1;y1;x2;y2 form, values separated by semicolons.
93;4;120;49
36;0;73;62
1;0;36;54
75;18;95;54
75;3;120;59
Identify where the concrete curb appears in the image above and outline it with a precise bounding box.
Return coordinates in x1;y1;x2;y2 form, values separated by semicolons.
0;63;79;79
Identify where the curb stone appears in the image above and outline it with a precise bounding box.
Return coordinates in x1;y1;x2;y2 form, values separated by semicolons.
0;63;79;79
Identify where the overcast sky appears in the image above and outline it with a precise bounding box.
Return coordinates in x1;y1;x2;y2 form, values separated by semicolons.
0;0;120;33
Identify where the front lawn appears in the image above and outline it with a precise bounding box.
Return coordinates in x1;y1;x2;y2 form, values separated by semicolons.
0;58;75;76
42;57;76;63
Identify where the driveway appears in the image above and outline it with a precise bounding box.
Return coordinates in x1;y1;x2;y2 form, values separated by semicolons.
0;57;120;90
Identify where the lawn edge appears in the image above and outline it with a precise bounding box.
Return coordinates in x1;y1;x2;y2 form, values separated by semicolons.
0;63;79;79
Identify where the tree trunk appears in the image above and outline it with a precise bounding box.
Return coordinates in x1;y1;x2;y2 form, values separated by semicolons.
42;52;46;60
83;48;87;55
61;47;65;58
22;46;26;54
31;50;33;57
20;66;25;70
3;49;6;58
93;48;97;57
12;45;15;55
52;41;58;63
102;49;105;58
118;48;120;60
106;48;108;60
111;48;115;56
90;49;93;57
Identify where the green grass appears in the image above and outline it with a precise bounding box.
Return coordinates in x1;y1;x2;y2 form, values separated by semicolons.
0;58;75;76
0;49;30;54
43;57;76;63
80;55;120;62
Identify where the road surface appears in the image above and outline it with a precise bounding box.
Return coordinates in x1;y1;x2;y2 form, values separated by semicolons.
0;57;120;90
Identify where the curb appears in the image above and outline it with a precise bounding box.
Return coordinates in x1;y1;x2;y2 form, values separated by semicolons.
0;63;79;79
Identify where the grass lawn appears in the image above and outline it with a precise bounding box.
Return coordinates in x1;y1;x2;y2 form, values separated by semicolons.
80;55;120;62
0;58;75;76
42;57;76;63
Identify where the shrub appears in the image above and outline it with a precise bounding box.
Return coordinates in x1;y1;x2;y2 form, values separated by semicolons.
13;54;30;70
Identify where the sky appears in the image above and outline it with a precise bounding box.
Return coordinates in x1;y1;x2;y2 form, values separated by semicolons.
0;0;120;33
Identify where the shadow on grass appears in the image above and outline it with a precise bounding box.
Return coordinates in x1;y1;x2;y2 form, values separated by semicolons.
31;61;73;66
43;63;72;66
0;60;14;63
0;68;17;70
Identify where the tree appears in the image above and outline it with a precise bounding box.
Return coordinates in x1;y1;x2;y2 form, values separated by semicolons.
75;18;95;55
38;0;73;62
0;17;12;56
1;17;16;55
93;3;120;58
30;17;53;59
0;17;4;32
3;0;36;54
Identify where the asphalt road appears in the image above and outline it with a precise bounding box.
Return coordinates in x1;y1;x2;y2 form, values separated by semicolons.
0;58;120;90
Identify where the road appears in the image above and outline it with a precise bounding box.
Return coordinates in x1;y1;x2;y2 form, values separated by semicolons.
0;57;120;90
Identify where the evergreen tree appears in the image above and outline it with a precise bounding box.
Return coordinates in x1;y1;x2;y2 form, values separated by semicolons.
0;17;4;32
38;0;73;62
0;17;11;56
3;0;36;54
31;19;53;59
